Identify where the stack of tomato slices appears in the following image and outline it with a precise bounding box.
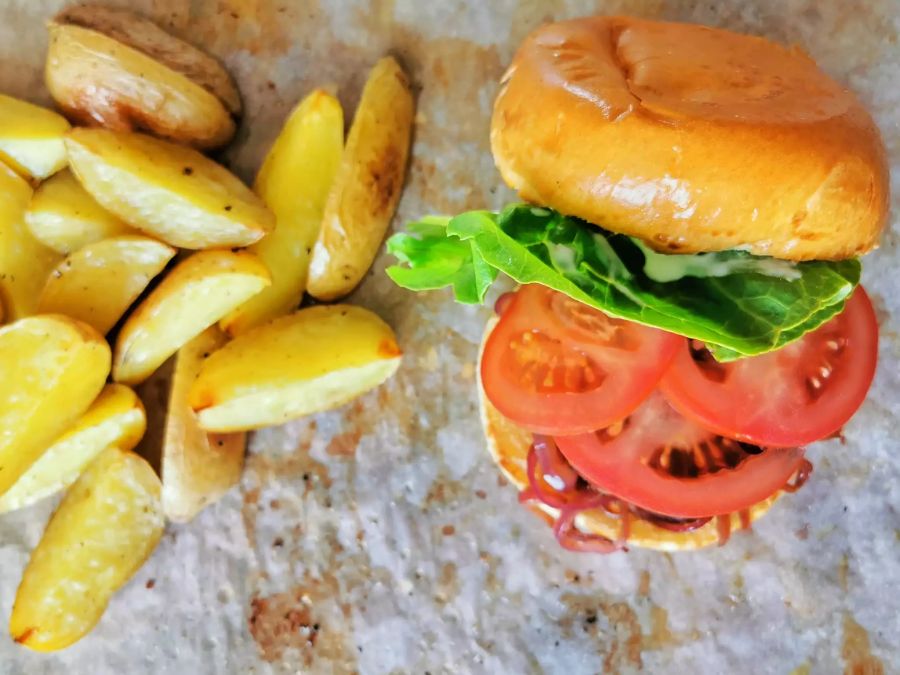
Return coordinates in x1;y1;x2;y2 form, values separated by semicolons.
482;284;878;551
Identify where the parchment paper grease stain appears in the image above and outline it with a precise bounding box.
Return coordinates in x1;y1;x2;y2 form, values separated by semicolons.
842;613;885;675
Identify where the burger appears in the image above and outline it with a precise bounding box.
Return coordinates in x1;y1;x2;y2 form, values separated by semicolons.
387;16;888;552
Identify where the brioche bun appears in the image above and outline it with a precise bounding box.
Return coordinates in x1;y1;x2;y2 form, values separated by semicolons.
477;317;779;552
491;16;889;261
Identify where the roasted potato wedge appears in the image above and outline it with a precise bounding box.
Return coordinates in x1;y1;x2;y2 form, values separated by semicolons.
113;250;271;385
307;57;414;301
10;446;163;652
25;169;134;255
65;128;275;249
221;90;343;336
39;235;176;335
191;305;402;431
162;327;245;522
0;163;62;319
47;5;240;149
0;384;146;514
0;315;110;496
0;93;70;180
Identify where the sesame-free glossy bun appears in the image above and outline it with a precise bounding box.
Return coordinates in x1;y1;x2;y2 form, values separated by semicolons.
477;318;779;552
491;16;889;261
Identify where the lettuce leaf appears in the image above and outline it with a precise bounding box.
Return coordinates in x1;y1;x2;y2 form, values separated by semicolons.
385;205;860;360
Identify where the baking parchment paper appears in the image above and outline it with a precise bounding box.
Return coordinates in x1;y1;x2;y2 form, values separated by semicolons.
1;1;898;673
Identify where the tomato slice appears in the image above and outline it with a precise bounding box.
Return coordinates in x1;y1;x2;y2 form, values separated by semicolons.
481;284;681;435
660;287;878;447
554;392;806;518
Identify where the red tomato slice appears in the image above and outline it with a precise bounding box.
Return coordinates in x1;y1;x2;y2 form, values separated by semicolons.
481;284;681;435
554;392;806;518
660;287;878;447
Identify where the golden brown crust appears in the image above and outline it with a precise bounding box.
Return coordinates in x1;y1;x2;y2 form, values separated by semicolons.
477;317;779;552
491;16;889;261
53;5;242;116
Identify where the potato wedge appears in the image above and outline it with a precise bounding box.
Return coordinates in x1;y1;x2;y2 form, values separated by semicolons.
0;93;70;180
191;305;402;431
0;163;62;319
0;315;110;496
25;169;134;255
307;57;414;301
10;446;163;652
65;128;275;249
163;327;245;522
38;235;176;335
0;384;146;514
221;90;343;336
113;250;271;385
47;6;239;149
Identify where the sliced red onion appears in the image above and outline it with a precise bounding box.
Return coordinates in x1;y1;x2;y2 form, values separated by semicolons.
716;514;732;547
523;442;604;510
553;500;625;554
782;458;813;493
494;292;515;316
532;435;579;491
517;486;537;503
632;507;712;533
618;507;632;543
517;438;799;551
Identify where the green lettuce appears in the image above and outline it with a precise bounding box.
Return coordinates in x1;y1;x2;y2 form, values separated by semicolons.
386;205;860;360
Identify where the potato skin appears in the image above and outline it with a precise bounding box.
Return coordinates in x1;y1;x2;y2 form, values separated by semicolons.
112;249;271;385
25;169;134;255
221;89;344;336
0;163;62;320
0;315;110;496
0;384;146;514
307;57;415;301
65;128;274;250
192;304;402;431
162;327;245;523
47;5;240;149
9;447;163;652
0;93;70;180
38;235;176;335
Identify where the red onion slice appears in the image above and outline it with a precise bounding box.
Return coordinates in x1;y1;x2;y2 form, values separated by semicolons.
494;291;515;316
553;500;626;554
716;514;732;547
517;438;811;551
523;441;604;510
532;435;579;491
782;458;813;493
632;507;712;533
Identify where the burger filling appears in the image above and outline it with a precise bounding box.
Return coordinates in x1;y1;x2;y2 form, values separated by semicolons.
387;205;878;550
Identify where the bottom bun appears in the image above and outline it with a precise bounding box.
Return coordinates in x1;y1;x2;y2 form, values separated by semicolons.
477;317;781;552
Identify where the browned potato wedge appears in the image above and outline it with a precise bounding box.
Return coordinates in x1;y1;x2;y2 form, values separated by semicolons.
0;94;70;180
0;384;146;514
191;305;402;431
162;327;245;522
0;162;62;319
65;128;275;249
0;315;110;496
38;235;176;335
113;250;271;385
25;169;134;255
307;57;414;301
10;446;163;652
220;90;344;335
47;5;240;149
